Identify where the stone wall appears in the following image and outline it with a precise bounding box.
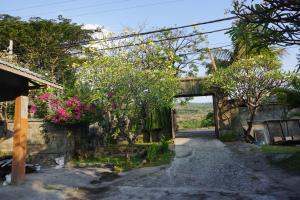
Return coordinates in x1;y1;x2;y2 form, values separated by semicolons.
0;119;87;165
220;104;287;143
0;120;151;165
239;104;286;125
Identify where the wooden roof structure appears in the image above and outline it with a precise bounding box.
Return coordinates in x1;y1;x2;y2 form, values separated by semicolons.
0;60;62;102
0;60;62;184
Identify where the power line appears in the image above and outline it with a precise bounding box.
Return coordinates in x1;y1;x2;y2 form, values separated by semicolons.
80;16;236;44
0;0;83;13
10;27;232;58
21;0;136;18
4;15;236;57
92;28;231;51
68;0;190;18
178;44;232;57
62;15;236;47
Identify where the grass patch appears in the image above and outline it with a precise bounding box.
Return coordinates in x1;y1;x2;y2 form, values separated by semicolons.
261;145;300;154
178;119;203;130
274;152;300;172
261;145;300;172
73;150;174;172
219;131;239;142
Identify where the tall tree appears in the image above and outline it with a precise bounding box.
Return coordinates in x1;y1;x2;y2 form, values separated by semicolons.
205;21;284;74
75;54;179;147
232;0;300;46
92;26;206;76
208;54;289;142
0;14;93;83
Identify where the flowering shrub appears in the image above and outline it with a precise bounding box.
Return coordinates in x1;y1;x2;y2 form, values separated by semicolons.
33;93;93;124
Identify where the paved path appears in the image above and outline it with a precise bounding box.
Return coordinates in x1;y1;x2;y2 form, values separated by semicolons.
1;130;299;199
98;131;300;200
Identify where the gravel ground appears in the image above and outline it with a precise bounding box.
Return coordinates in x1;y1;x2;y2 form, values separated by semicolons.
0;130;299;200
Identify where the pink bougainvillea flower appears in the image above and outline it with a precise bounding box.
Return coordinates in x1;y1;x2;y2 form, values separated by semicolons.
56;108;66;116
64;100;73;107
70;97;81;104
74;105;81;112
37;93;51;101
49;100;60;106
29;105;37;114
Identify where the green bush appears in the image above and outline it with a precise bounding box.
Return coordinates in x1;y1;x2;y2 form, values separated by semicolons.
160;136;170;153
219;130;239;142
147;144;159;162
200;112;215;127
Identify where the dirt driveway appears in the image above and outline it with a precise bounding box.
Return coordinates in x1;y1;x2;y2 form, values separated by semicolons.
0;130;299;200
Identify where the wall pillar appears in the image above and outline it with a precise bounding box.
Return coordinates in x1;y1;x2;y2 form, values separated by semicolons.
171;109;176;139
11;95;28;185
213;95;220;137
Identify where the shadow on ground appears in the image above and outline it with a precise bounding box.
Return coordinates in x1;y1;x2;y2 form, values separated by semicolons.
1;130;300;200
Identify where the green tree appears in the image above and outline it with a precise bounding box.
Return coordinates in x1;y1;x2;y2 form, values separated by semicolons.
75;54;179;146
205;21;282;75
0;14;93;84
94;26;206;76
208;54;288;142
232;0;300;46
276;75;300;108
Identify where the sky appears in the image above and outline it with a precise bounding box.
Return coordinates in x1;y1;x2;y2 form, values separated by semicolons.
1;0;299;103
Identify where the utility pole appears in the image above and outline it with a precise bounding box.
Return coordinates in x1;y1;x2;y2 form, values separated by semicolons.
8;40;13;61
207;48;217;72
8;40;13;55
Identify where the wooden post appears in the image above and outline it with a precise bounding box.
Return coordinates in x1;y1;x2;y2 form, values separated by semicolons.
11;95;28;185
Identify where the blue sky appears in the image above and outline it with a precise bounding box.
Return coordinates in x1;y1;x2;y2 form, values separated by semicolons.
1;0;299;103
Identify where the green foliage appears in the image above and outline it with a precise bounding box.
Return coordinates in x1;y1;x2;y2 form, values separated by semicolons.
160;136;170;153
227;21;278;60
200;112;214;127
74;149;174;172
262;145;300;172
208;54;287;107
147;144;159;163
232;0;299;46
208;54;289;139
0;14;93;84
275;75;300;108
75;54;179;144
261;145;300;154
145;107;171;132
274;152;300;172
219;131;239;142
175;102;214;130
74;155;143;172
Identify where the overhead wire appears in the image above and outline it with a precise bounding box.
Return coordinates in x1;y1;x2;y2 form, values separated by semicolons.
59;15;237;46
2;16;237;59
0;0;83;13
68;0;189;18
20;0;137;18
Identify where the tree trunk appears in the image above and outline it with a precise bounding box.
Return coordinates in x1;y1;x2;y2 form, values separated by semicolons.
245;107;256;143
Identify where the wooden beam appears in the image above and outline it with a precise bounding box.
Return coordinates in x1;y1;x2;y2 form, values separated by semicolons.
0;61;63;90
11;95;28;185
